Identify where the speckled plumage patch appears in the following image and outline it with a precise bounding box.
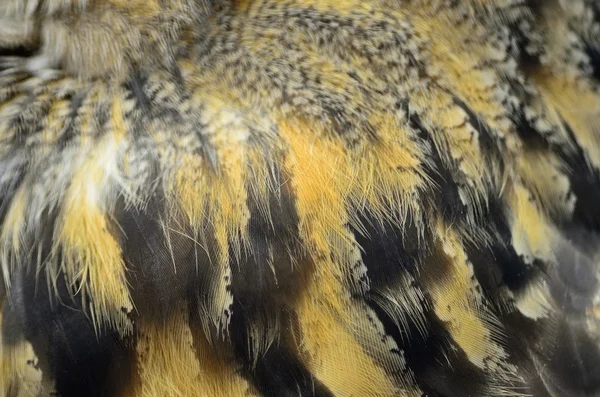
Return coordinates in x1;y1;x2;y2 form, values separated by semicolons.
2;1;600;396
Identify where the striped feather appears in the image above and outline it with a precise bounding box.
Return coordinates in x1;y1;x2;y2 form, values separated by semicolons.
2;1;600;396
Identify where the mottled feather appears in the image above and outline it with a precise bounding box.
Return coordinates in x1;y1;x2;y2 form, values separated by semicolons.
2;0;600;396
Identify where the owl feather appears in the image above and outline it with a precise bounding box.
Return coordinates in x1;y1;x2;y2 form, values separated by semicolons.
2;1;600;396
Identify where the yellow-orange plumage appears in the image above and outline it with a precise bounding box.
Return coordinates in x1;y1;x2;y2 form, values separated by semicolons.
1;1;600;396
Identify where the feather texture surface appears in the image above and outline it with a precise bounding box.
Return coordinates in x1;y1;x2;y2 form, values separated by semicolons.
2;0;600;396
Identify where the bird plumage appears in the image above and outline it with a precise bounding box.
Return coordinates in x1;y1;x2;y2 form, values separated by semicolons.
2;0;600;396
